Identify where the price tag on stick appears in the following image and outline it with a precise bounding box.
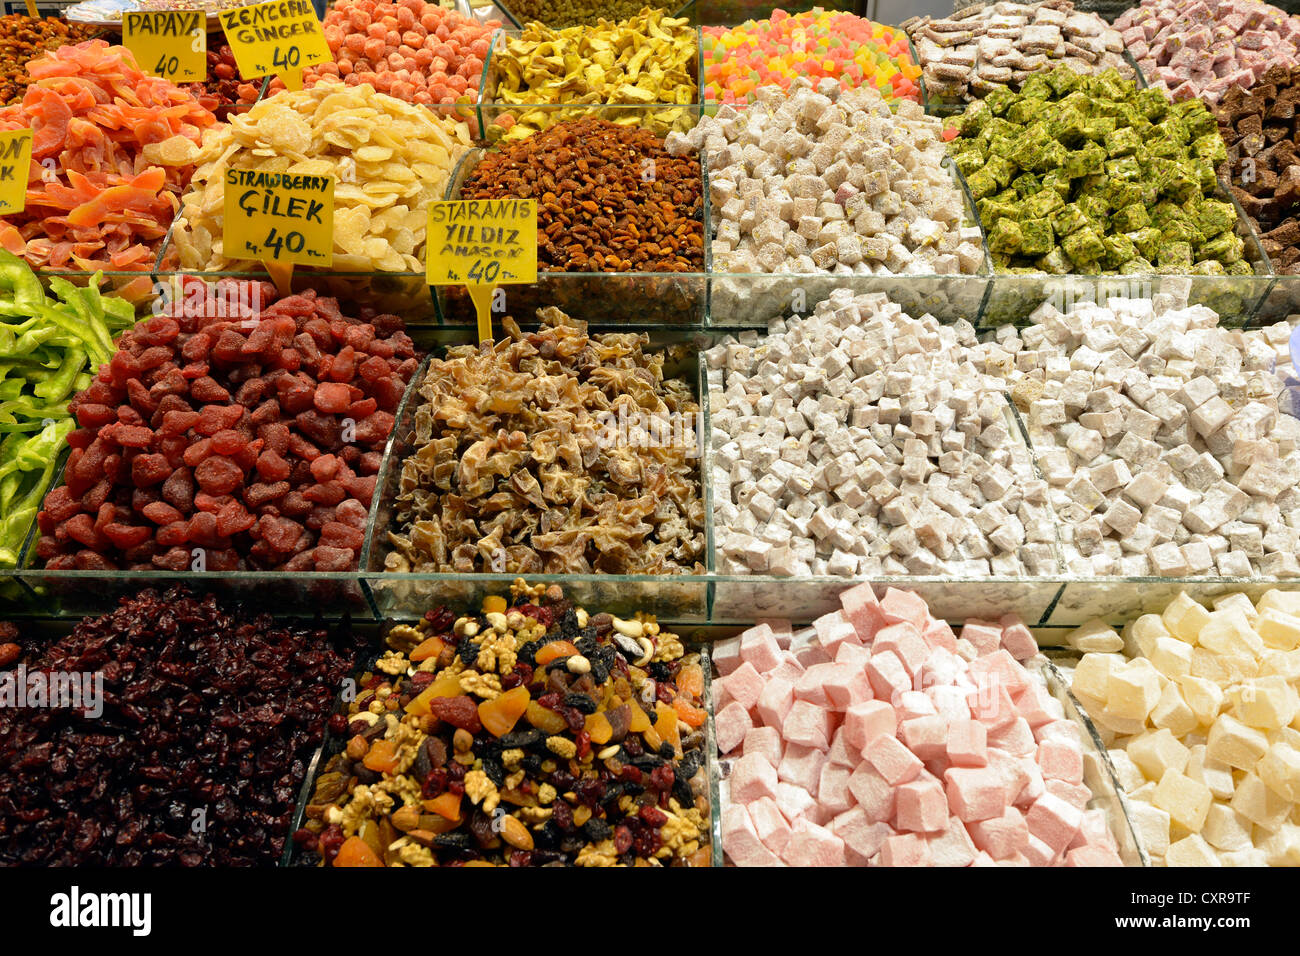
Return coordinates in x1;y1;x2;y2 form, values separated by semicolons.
220;0;330;92
0;129;32;215
224;169;334;292
124;11;206;82
426;199;538;343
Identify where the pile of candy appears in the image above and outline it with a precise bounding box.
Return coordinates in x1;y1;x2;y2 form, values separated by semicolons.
703;8;920;105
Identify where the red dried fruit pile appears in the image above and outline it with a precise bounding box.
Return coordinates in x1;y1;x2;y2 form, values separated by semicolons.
0;588;364;866
34;282;419;572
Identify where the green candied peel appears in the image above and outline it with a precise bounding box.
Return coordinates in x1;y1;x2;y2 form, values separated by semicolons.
0;251;136;568
947;65;1248;276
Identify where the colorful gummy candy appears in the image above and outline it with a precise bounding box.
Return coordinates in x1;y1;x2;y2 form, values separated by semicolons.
703;7;920;106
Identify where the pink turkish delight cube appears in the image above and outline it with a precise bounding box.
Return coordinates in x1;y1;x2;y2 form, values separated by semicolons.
715;700;753;755
946;718;989;767
742;725;784;767
782;818;846;867
943;766;1008;822
848;761;896;823
864;733;924;786
777;742;827;794
895;776;950;833
741;623;783;673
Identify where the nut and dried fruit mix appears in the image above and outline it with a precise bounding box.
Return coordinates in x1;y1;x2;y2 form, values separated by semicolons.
384;313;705;575
0;589;363;866
298;581;711;867
460;117;704;273
34;283;419;573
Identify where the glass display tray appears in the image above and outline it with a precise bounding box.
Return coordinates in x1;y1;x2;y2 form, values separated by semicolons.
360;331;714;621
707;637;1145;866
435;142;708;327
477;23;704;144
980;180;1274;327
708;157;992;327
286;630;718;867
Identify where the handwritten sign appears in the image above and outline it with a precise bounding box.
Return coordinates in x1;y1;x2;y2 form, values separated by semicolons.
223;169;334;271
0;130;32;215
219;0;330;92
427;199;537;342
124;11;206;83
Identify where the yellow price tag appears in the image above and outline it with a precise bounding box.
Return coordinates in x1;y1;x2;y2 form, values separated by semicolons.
223;169;334;278
0;129;32;216
219;0;330;92
426;199;538;342
124;11;206;83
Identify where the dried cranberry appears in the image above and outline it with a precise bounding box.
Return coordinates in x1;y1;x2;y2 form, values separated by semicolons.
613;824;633;855
421;768;448;798
423;605;454;632
649;764;676;792
632;826;661;857
551;800;574;832
655;681;676;705
536;692;562;710
619;765;644;784
517;604;553;628
574;730;592;760
327;713;348;735
639;805;668;827
500;670;522;690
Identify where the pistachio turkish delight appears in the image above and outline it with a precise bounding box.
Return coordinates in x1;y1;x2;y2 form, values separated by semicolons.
949;67;1251;275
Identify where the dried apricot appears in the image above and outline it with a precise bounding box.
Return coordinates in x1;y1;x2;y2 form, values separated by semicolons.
408;635;446;662
673;697;706;729
333;835;383;867
534;640;578;666
404;672;463;715
478;686;529;737
421;791;462;821
363;739;399;774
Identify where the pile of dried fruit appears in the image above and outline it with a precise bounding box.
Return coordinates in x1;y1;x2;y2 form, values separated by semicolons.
486;8;697;141
172;79;471;271
298;581;711;867
0;588;362;866
0;41;217;274
0;16;100;106
34;282;419;572
383;313;705;575
261;0;498;105
460;117;704;273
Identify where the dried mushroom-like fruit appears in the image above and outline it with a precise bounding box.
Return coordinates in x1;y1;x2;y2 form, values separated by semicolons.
297;580;712;867
382;311;705;575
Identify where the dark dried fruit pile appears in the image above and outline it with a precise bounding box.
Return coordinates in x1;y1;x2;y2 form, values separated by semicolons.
459;117;704;273
0;588;362;866
35;281;419;572
298;581;711;867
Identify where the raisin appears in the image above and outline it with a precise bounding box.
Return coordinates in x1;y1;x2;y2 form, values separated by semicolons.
563;693;597;715
583;819;612;842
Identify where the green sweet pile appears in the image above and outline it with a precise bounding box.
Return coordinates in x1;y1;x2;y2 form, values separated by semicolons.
947;66;1249;276
0;251;135;567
